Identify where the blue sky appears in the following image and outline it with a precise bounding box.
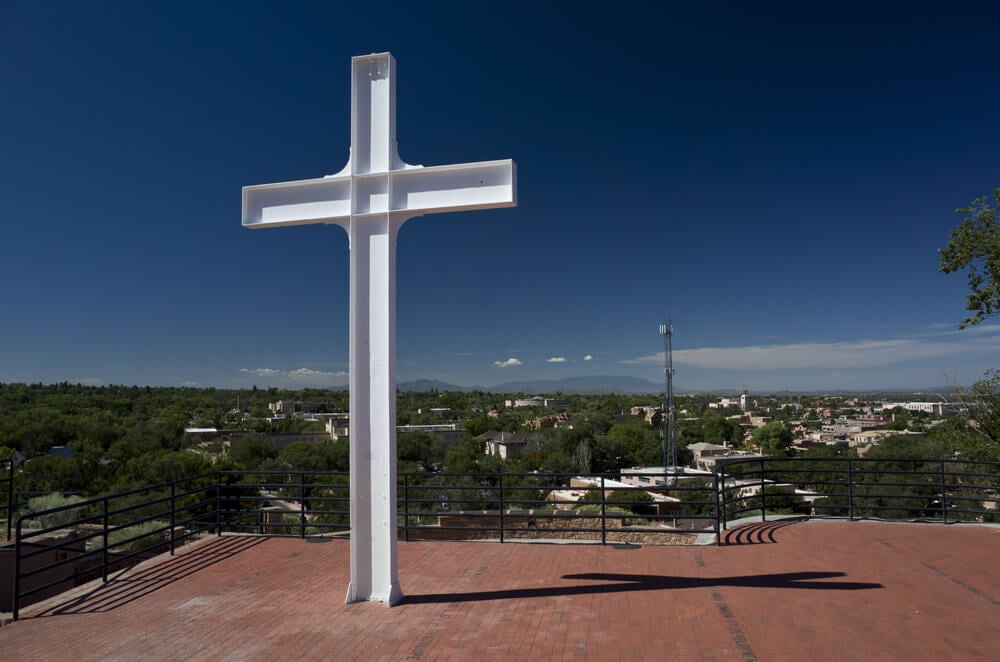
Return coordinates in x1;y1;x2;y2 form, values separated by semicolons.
2;1;998;393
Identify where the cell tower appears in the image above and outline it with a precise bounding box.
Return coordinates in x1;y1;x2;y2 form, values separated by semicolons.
659;321;677;470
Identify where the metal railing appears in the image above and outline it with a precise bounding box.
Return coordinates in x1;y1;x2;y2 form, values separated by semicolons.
213;469;719;542
216;470;351;537
717;457;1000;529
9;472;218;620
6;468;715;619
6;460;998;620
396;470;719;544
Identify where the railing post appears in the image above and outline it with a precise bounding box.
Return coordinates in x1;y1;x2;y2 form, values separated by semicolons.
600;475;607;545
722;466;728;531
940;461;948;525
170;481;177;555
847;459;855;521
216;471;223;536
299;471;307;539
403;474;409;542
498;470;504;544
759;459;767;522
713;471;722;546
102;496;110;583
13;515;23;621
5;459;13;542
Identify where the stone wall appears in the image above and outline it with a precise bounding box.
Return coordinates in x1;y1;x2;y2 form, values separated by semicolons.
401;509;701;545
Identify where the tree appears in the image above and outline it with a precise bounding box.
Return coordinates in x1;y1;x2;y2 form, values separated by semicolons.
702;411;742;446
947;370;1000;461
750;422;793;456
606;418;661;467
939;188;1000;328
938;191;1000;459
397;431;447;471
885;407;910;431
280;441;326;471
229;433;278;469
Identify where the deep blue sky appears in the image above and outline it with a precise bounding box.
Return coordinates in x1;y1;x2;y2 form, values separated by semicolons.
2;1;998;392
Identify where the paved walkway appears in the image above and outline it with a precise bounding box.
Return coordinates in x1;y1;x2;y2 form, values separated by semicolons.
1;519;998;661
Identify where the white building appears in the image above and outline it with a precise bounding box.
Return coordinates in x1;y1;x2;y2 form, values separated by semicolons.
480;431;531;459
619;465;715;487
504;397;569;408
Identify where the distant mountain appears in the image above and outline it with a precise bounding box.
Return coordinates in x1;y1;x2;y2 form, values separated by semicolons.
397;379;470;392
397;375;662;394
396;377;955;396
489;375;662;394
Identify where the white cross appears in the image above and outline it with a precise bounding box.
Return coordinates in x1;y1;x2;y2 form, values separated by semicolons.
242;52;516;605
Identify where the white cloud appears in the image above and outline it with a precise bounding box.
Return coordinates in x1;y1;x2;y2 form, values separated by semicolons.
547;357;567;363
583;355;593;361
287;367;348;380
494;357;523;368
620;326;1000;371
241;368;283;377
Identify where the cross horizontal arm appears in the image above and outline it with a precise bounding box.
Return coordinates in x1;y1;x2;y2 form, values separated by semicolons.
241;159;515;229
387;159;516;218
242;176;351;229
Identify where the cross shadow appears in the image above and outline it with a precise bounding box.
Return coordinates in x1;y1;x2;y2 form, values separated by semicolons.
27;535;268;618
400;571;882;605
722;518;807;545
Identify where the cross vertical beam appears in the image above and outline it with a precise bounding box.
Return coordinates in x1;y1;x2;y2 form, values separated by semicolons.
241;52;516;605
345;217;402;604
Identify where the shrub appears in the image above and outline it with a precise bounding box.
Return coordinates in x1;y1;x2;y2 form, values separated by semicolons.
104;520;170;553
21;493;89;529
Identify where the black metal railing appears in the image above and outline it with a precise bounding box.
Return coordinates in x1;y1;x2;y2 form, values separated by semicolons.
9;472;218;620
717;457;1000;529
396;470;719;544
216;470;351;537
7;460;998;620
6;468;715;619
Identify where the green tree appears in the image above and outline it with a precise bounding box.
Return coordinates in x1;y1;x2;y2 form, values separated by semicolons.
398;431;447;471
750;422;793;456
229;434;278;469
885;407;910;431
946;371;1000;461
702;411;742;446
939;188;1000;328
606;418;661;467
280;441;326;471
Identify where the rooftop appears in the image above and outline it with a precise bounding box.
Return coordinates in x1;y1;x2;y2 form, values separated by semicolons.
2;519;997;660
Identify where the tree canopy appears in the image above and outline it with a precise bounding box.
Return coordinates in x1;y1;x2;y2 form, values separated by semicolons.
939;188;1000;328
751;422;793;456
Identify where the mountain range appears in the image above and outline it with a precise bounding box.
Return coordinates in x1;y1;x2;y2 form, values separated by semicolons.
398;375;663;394
395;376;957;397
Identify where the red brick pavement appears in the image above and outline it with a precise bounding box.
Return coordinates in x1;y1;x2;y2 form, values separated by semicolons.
1;519;997;661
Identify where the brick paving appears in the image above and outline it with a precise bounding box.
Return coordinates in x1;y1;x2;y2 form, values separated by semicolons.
1;519;998;661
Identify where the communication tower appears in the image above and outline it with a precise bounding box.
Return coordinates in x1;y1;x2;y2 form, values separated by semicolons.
659;321;677;470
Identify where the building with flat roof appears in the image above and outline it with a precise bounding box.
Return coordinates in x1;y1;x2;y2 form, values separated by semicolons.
504;397;569;408
546;476;682;515
619;465;715;487
480;431;532;459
